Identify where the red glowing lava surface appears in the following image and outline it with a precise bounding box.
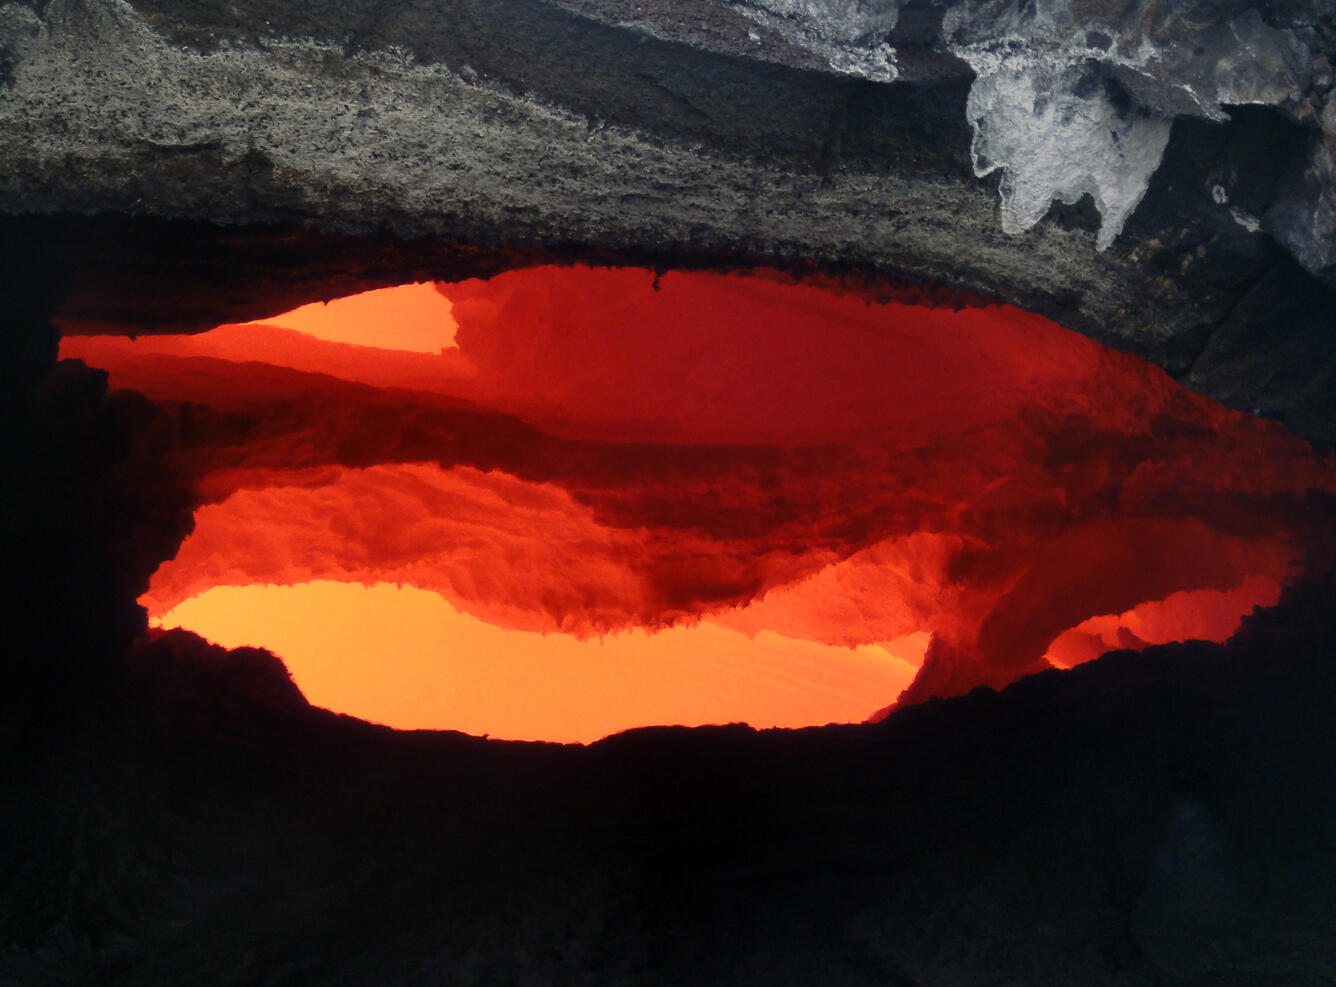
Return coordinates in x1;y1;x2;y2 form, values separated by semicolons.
61;268;1336;741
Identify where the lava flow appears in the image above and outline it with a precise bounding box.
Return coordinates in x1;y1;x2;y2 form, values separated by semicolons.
60;267;1336;742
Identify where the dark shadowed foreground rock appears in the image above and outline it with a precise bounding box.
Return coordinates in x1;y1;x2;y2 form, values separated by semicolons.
2;569;1334;985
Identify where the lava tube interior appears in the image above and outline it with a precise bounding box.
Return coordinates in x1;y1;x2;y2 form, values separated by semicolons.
59;266;1336;743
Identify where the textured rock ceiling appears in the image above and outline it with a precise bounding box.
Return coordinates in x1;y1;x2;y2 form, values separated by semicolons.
3;0;1336;439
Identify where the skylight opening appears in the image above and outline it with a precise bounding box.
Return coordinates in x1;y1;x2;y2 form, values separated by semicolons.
59;266;1336;742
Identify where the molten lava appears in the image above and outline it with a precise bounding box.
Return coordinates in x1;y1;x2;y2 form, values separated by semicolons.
156;581;923;744
60;267;1336;741
242;281;458;352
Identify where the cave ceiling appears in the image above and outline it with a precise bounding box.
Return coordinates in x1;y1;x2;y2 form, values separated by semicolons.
2;0;1335;441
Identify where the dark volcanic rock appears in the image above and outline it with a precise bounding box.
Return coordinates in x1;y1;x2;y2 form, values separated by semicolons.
2;567;1334;985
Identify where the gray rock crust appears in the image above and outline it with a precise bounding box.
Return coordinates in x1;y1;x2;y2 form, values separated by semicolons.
1;0;1334;440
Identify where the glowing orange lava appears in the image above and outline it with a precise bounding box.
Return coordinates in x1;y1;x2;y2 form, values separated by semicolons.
243;281;457;352
154;581;922;743
1042;576;1283;669
60;270;1336;740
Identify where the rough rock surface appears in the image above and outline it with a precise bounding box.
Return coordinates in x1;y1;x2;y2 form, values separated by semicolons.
2;0;1336;441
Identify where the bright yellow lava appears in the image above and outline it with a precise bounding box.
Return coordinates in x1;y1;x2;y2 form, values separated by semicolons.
245;282;457;353
154;581;922;744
